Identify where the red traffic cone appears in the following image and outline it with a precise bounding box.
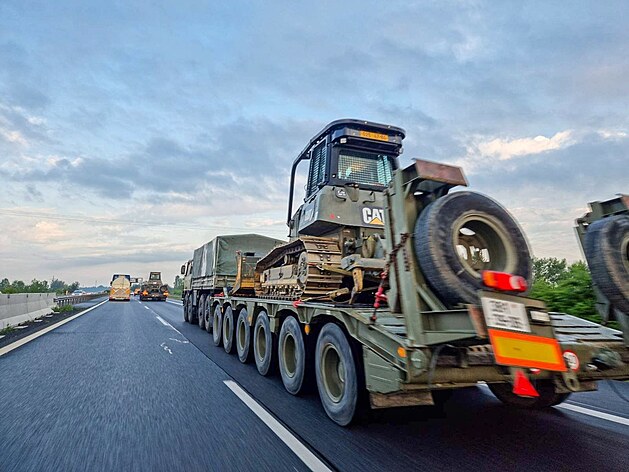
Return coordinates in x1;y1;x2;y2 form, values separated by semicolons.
513;369;539;397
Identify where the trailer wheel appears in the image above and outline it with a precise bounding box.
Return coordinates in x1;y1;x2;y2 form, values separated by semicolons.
279;316;307;395
254;311;275;376
315;323;358;426
222;306;236;354
205;303;213;333
212;304;223;347
236;308;251;363
488;381;571;409
198;295;207;330
414;191;532;307
583;214;629;314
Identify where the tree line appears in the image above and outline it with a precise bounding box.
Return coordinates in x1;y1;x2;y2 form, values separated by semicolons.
0;277;80;295
529;257;610;326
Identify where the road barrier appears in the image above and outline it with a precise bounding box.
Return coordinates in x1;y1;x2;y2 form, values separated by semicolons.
54;293;104;307
0;293;105;329
1;293;56;329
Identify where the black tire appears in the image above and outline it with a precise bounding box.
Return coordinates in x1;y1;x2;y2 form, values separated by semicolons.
183;294;190;322
205;302;213;333
315;323;359;426
198;295;206;330
253;311;275;376
279;316;308;395
189;295;198;324
212;304;223;346
583;214;629;314
222;306;236;354
488;381;571;409
414;191;532;307
236;308;251;363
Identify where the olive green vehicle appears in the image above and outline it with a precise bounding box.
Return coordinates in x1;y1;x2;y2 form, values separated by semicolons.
576;194;629;343
140;272;169;301
182;119;629;426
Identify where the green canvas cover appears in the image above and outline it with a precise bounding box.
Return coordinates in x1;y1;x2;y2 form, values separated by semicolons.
192;234;284;278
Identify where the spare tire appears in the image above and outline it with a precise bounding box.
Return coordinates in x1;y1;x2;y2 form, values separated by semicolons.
583;214;629;314
414;191;532;307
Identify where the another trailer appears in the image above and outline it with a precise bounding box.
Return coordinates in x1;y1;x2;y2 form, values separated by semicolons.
182;234;284;328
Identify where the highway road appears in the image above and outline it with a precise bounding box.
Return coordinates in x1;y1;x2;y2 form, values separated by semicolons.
1;298;628;471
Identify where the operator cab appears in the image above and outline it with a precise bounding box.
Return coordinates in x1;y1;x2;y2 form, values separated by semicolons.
287;119;405;239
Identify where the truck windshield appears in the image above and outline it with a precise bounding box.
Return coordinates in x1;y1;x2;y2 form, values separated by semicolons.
337;150;394;187
150;273;160;280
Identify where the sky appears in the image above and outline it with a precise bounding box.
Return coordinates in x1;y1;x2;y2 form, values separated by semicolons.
0;1;627;287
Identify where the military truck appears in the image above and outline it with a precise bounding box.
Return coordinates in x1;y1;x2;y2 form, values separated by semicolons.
109;274;131;301
182;119;629;426
576;194;629;343
140;272;169;301
181;234;285;330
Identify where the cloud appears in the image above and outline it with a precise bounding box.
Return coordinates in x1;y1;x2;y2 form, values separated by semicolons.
472;130;575;160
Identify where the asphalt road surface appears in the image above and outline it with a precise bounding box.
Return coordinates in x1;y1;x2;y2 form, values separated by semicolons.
1;298;628;471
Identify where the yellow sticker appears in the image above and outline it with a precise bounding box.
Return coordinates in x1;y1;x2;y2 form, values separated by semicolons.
359;130;389;142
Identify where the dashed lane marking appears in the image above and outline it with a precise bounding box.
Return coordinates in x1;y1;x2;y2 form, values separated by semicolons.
0;299;109;357
155;315;184;336
224;380;333;472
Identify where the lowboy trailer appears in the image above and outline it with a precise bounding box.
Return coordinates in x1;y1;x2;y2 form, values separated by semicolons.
182;119;629;426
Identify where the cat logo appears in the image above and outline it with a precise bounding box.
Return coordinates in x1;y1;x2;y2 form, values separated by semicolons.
362;207;385;225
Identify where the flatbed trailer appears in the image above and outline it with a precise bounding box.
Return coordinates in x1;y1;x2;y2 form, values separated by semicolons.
200;293;628;410
182;120;629;425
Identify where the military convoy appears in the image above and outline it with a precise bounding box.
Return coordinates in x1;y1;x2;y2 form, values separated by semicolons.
181;119;629;425
140;272;169;301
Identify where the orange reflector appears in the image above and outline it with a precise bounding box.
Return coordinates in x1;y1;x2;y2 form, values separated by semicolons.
397;346;407;358
304;324;311;335
482;271;528;292
488;329;567;372
513;370;539;397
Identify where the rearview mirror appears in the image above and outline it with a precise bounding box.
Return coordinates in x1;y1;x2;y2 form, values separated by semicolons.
180;264;185;275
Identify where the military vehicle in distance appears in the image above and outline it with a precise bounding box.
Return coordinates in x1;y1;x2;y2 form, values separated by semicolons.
140;272;169;301
576;194;629;343
109;274;131;302
181;119;629;426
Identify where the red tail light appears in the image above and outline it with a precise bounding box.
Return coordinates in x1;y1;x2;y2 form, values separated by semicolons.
482;270;528;292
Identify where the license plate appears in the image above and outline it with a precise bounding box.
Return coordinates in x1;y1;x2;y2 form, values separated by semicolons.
359;130;389;141
481;296;530;333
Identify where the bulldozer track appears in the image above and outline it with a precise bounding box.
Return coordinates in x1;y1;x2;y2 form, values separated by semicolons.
255;236;344;300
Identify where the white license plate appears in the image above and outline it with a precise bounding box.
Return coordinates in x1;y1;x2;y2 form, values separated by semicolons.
481;296;530;333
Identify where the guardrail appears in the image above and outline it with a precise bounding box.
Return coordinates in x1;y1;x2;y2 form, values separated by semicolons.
54;293;106;307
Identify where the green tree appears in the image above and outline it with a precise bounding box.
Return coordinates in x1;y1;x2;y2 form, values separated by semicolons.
530;258;598;322
532;257;568;285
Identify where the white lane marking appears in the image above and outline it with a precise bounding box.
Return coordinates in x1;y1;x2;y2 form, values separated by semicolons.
556;403;629;426
224;380;333;472
0;299;109;357
169;337;189;344
478;383;629;427
155;315;184;336
159;342;173;354
166;300;183;306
